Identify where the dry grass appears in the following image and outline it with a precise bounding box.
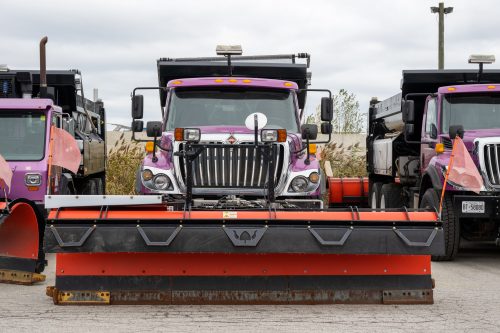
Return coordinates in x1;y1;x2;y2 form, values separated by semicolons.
319;142;367;178
106;133;145;195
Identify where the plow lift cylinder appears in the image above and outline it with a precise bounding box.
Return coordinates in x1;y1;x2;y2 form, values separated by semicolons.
44;195;444;305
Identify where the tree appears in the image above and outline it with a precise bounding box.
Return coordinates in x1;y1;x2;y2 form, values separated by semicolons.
313;89;364;133
331;89;364;133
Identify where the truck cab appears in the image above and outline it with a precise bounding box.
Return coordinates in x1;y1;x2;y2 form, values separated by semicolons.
132;48;333;209
367;57;500;260
0;69;106;204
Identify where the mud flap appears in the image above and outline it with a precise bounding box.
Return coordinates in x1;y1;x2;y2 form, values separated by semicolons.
0;202;46;285
44;206;444;304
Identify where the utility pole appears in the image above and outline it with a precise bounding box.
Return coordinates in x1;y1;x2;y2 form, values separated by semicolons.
431;3;454;69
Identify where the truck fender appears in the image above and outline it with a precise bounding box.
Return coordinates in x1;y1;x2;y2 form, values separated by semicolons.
419;165;443;201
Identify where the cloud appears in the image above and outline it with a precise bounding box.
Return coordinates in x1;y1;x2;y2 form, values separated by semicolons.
2;0;500;125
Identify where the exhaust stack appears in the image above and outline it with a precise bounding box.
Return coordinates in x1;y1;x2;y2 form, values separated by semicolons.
39;36;48;98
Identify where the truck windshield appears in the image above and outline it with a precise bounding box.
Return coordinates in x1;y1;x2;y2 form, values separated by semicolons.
442;93;500;132
166;89;299;132
0;111;46;161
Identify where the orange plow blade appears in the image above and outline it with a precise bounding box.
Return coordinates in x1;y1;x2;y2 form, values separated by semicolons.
0;202;46;284
328;177;369;207
43;198;444;305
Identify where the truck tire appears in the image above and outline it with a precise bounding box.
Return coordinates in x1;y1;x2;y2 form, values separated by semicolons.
380;183;403;209
420;188;460;261
93;178;104;195
82;179;97;195
369;182;383;209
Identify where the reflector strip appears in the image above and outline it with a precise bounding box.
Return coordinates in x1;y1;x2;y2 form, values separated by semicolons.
48;208;438;223
45;195;162;209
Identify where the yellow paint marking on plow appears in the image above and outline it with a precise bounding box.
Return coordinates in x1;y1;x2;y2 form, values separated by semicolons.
47;286;111;305
0;269;46;285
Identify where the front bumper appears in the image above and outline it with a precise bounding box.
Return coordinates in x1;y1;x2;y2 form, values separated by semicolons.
454;195;500;219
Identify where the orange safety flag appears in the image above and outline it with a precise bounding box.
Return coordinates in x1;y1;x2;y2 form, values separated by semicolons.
439;136;484;214
446;136;484;194
0;154;13;192
50;126;81;174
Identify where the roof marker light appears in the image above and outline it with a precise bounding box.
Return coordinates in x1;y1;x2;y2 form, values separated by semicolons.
228;79;237;83
284;82;293;87
448;87;456;91
487;85;496;89
214;79;224;83
172;80;182;85
242;79;251;83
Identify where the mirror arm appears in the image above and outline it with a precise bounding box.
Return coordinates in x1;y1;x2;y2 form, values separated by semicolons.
403;129;421;144
307;131;332;145
304;136;311;165
254;114;258;146
152;135;158;163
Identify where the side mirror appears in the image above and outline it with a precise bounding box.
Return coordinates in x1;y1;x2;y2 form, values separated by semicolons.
405;123;415;137
146;121;162;137
132;120;144;132
320;122;332;135
320;97;333;122
301;124;318;140
449;124;464;139
430;123;438;139
402;100;415;123
132;95;144;119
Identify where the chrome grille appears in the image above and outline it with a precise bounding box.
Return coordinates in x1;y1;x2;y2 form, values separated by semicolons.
484;143;500;186
178;143;285;188
442;137;453;149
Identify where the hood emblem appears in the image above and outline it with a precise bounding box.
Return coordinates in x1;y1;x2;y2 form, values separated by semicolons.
226;134;237;145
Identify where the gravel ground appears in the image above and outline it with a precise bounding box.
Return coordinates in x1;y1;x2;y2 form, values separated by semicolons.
1;243;499;333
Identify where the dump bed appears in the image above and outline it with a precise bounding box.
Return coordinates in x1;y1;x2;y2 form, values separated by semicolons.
370;69;500;137
0;69;105;136
1;70;95;112
157;54;310;109
372;69;500;122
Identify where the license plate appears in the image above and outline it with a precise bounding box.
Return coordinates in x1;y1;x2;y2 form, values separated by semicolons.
462;201;485;214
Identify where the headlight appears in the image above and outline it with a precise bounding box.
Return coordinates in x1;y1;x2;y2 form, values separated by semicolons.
153;174;171;190
291;176;308;192
175;128;201;142
184;128;201;142
25;173;42;186
142;169;153;181
261;129;287;142
261;129;278;142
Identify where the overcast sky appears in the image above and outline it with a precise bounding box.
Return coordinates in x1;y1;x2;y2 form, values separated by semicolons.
2;0;500;127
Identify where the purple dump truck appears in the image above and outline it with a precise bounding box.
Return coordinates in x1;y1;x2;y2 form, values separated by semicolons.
0;38;106;283
132;47;333;209
367;55;500;260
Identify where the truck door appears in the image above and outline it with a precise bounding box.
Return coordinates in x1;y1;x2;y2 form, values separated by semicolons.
48;114;63;194
420;97;438;173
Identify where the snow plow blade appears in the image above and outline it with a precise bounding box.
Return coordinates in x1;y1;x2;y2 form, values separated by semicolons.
44;197;444;305
0;201;46;285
